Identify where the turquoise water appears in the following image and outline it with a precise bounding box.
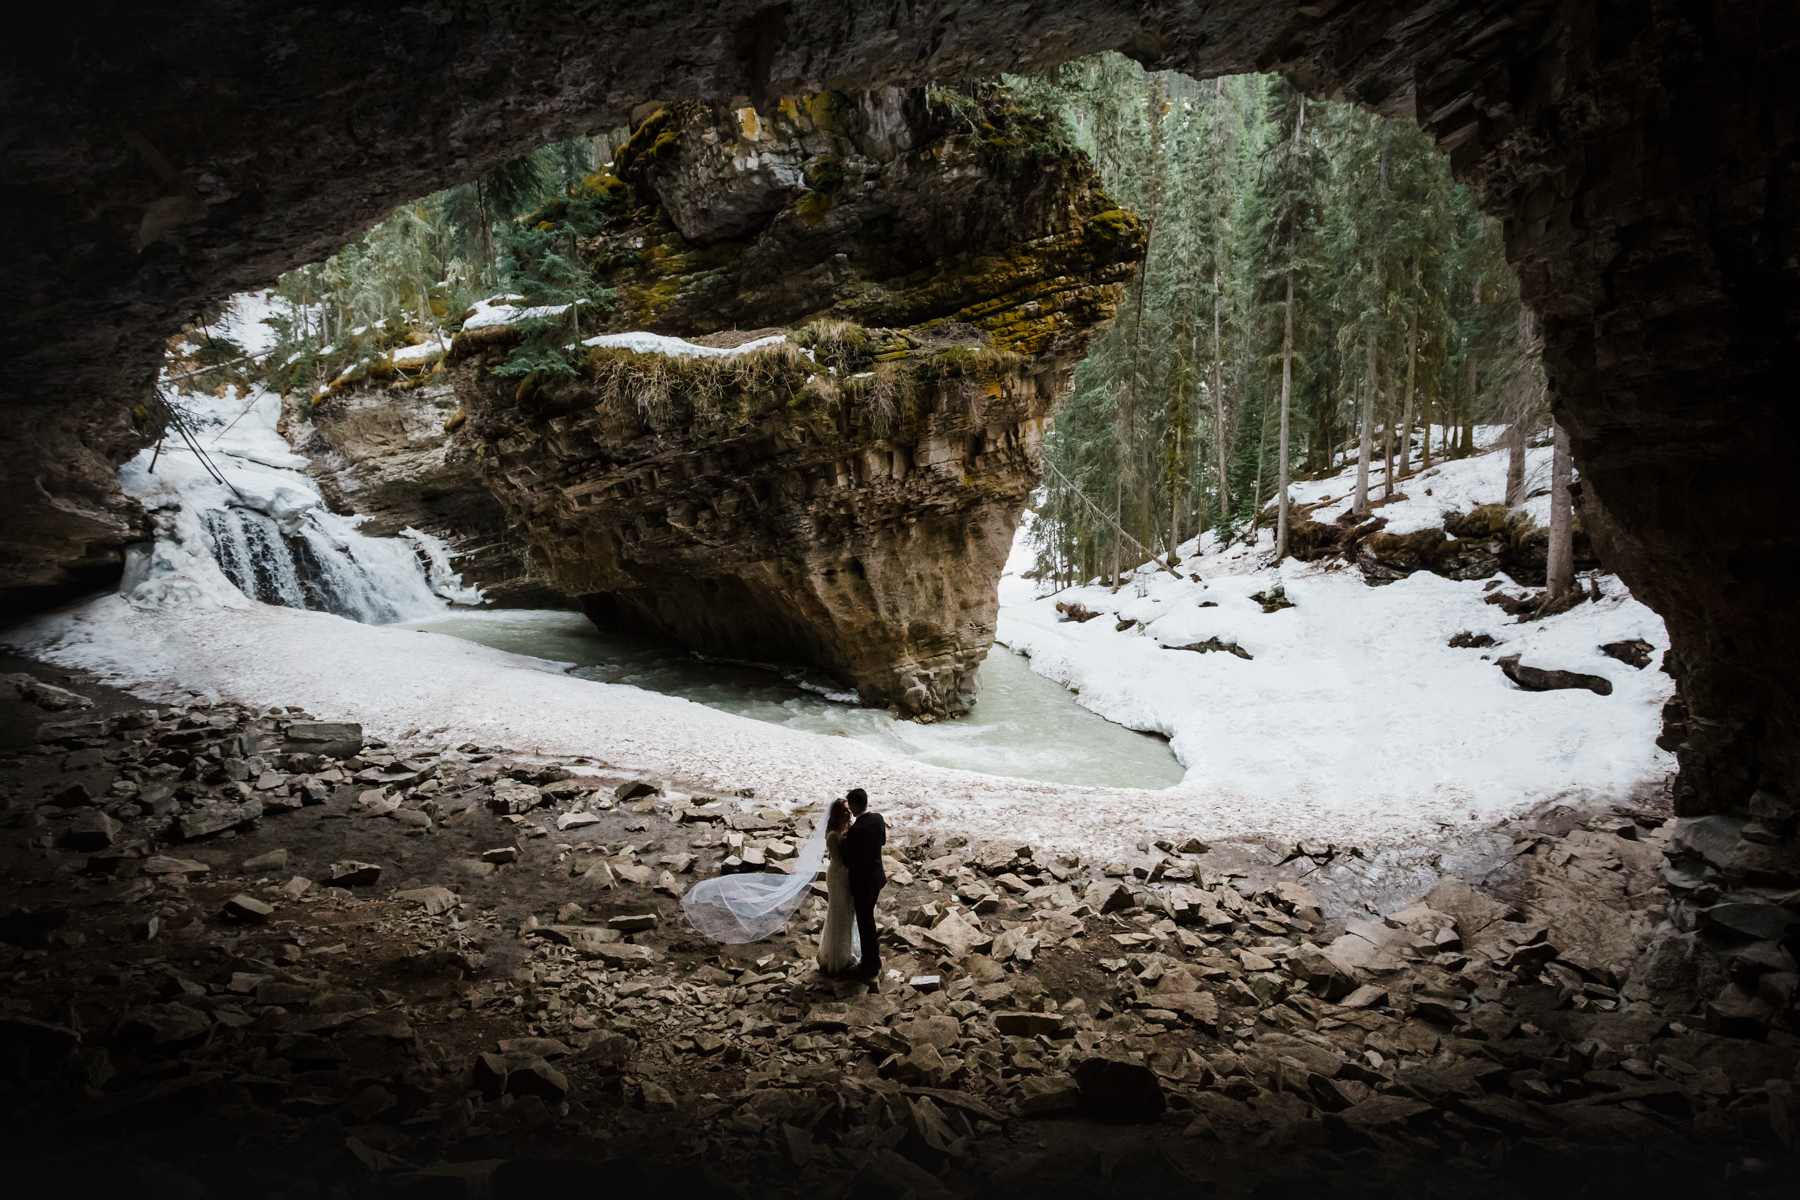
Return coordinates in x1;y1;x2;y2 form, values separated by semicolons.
404;608;1183;790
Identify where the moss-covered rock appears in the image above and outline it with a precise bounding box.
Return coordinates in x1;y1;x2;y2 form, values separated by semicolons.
448;85;1140;718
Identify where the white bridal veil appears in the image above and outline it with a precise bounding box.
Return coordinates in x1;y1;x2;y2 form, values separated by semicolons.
681;804;832;944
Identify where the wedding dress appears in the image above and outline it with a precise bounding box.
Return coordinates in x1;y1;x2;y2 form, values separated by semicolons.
681;804;860;969
817;829;860;974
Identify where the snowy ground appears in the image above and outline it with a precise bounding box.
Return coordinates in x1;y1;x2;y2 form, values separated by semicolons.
2;297;1674;857
997;441;1675;844
1295;423;1556;532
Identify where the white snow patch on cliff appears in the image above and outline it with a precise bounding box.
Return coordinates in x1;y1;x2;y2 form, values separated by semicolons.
579;331;789;358
460;295;587;331
389;340;447;367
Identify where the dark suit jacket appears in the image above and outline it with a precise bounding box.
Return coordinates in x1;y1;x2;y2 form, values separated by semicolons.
842;812;886;894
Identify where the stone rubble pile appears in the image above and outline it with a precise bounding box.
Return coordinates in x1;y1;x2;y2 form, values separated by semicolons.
0;682;1795;1194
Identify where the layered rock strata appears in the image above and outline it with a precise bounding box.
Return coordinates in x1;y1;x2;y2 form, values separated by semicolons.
452;89;1142;716
284;380;566;608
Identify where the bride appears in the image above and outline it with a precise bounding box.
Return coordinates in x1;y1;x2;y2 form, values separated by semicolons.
680;796;859;973
817;797;860;975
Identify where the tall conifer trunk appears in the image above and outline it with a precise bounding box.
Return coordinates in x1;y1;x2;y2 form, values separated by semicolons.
1420;369;1433;472
1211;281;1229;524
1546;422;1574;599
1354;327;1375;515
1399;314;1416;480
1461;352;1476;455
1276;270;1293;560
1382;405;1395;500
1505;421;1527;505
1208;76;1231;530
1111;472;1122;586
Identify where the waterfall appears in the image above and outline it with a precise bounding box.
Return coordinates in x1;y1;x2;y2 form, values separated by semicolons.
402;527;487;608
121;301;484;627
199;506;459;624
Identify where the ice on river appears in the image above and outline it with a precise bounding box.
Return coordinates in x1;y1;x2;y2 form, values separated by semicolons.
400;609;1183;791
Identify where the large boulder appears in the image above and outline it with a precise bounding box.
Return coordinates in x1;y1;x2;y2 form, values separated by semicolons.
284;721;363;759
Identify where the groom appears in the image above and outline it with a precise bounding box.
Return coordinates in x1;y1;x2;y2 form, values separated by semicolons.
841;787;886;982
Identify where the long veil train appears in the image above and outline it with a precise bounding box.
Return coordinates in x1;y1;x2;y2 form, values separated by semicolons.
682;803;850;946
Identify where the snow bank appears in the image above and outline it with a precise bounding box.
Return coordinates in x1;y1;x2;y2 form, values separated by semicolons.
389;340;446;367
1291;437;1558;534
459;294;790;361
998;441;1672;841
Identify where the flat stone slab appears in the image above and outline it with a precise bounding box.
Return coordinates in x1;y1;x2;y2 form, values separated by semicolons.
222;893;273;923
143;855;211;877
395;886;460;915
284;721;363;758
176;799;263;841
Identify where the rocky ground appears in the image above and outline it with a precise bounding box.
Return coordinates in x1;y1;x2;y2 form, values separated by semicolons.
1;656;1795;1199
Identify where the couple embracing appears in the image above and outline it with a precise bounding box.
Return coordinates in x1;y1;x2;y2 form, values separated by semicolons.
818;787;885;981
679;786;887;985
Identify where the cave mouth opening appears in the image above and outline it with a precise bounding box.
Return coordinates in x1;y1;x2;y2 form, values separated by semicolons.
0;6;1797;1193
105;52;1671;831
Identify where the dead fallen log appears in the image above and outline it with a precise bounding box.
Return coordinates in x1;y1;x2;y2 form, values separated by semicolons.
1497;654;1612;696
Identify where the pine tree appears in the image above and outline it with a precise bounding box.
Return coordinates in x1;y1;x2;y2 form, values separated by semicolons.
1253;80;1324;559
990;58;1536;581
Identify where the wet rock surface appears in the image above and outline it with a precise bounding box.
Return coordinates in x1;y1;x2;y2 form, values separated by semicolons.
1;659;1795;1196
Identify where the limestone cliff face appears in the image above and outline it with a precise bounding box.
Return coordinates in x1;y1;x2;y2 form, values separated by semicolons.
283;379;565;608
452;88;1142;716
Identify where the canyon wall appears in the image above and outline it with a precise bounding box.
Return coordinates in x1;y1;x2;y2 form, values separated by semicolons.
450;88;1142;716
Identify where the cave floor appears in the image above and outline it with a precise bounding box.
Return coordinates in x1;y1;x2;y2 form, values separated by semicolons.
0;656;1793;1199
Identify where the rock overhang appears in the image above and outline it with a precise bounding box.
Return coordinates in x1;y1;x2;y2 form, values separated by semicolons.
448;86;1143;716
